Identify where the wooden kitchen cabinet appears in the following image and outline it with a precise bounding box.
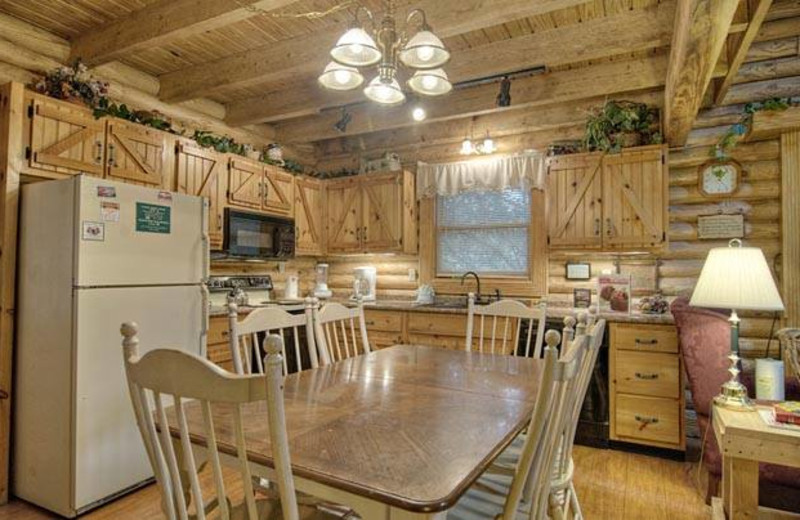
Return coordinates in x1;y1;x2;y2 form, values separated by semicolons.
547;145;667;251
609;322;685;451
22;91;106;178
326;171;416;254
294;176;325;256
105;119;172;188
263;164;294;216
228;157;264;210
174;141;227;250
207;315;234;371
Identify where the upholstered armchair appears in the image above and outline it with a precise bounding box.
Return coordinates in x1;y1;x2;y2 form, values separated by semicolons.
671;297;800;512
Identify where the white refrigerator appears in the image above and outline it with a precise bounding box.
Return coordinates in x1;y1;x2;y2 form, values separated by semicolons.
14;176;209;517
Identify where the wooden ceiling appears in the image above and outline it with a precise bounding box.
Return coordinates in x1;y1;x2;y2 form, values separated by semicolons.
1;0;798;157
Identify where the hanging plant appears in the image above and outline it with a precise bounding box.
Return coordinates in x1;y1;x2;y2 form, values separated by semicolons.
583;100;662;153
32;59;109;108
710;97;797;159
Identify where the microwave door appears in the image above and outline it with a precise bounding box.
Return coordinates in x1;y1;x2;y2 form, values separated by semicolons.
228;212;275;257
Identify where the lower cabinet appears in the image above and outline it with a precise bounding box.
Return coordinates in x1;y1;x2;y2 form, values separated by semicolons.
207;315;234;371
609;323;685;450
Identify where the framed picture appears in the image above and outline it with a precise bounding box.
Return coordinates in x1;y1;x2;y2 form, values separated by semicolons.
597;274;631;315
565;261;591;280
573;288;591;309
698;159;741;198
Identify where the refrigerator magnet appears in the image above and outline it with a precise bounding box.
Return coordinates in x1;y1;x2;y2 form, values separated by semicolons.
96;186;116;198
81;221;105;241
157;191;173;202
100;201;120;222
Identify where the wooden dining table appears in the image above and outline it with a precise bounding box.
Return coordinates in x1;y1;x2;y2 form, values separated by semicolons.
173;344;544;519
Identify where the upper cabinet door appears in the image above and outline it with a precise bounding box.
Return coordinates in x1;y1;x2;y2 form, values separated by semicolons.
326;177;362;253
294;177;324;256
547;153;604;249
361;174;404;252
602;146;666;249
263;165;294;216
175;143;226;250
105;120;168;187
228;158;264;210
25;94;106;178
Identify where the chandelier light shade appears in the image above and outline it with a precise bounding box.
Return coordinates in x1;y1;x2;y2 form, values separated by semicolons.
330;27;381;67
318;61;364;90
407;68;452;96
364;76;406;105
399;30;450;69
460;138;474;155
320;1;451;111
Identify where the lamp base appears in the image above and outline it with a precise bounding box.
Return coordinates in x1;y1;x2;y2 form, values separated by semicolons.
714;379;755;411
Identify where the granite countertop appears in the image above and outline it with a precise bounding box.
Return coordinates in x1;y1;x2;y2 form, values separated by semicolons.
210;298;675;325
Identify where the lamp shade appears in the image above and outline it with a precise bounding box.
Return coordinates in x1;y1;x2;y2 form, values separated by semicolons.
318;61;363;90
399;30;450;69
330;27;381;67
690;240;784;311
363;76;405;105
407;68;452;96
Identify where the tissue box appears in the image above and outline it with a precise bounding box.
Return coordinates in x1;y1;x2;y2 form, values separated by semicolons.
774;401;800;425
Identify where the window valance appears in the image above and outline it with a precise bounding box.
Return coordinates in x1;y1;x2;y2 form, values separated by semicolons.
416;152;546;199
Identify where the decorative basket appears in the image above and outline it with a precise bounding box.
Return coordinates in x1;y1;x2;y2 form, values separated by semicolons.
777;328;800;385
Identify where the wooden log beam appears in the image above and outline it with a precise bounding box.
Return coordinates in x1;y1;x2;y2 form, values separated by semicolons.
714;0;774;105
70;0;301;66
316;90;663;156
664;0;739;146
276;55;668;144
222;2;675;125
158;0;590;103
721;75;800;105
749;105;800;140
735;56;800;84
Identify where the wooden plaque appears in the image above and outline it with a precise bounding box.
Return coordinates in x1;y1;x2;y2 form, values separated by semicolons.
697;214;745;240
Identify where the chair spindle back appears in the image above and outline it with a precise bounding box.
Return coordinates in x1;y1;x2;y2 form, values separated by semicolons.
465;293;547;357
312;299;370;364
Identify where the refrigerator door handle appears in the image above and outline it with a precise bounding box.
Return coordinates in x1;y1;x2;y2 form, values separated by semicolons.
200;285;209;353
201;200;210;282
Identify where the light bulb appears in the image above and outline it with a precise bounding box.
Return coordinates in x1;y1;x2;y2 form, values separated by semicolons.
460;138;474;155
351;43;364;56
412;107;426;121
416;45;435;62
421;74;439;90
482;137;496;154
334;69;352;85
374;85;391;100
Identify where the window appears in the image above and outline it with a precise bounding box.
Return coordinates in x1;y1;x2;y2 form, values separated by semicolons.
435;188;531;276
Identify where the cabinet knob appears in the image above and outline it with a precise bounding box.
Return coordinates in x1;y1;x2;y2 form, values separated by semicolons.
634;372;659;380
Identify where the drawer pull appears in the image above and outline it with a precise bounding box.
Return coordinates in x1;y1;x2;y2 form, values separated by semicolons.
634;415;659;430
634;372;659;380
221;331;229;337
634;338;658;346
365;320;375;326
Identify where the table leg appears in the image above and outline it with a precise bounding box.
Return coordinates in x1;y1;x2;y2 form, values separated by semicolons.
723;455;758;519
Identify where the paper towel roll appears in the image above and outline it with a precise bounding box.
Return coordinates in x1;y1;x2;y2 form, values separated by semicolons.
756;358;785;401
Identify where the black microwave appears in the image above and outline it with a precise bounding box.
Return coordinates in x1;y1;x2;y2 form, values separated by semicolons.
222;209;295;259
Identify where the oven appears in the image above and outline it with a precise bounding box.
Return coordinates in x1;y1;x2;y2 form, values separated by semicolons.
222;209;295;259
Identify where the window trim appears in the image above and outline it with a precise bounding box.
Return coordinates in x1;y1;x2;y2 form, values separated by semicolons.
419;188;547;298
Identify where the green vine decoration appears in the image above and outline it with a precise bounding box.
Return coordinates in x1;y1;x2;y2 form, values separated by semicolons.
583;100;663;153
711;97;798;159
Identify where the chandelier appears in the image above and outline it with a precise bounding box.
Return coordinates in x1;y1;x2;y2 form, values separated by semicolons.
318;0;452;106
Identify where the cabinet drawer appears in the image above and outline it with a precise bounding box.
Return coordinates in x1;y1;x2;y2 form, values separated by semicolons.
615;351;679;398
208;316;230;345
364;310;403;332
207;342;232;364
613;323;677;353
408;333;466;351
368;331;405;350
407;313;468;337
615;394;681;446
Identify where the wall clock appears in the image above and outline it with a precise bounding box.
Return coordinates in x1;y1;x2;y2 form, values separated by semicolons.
698;159;741;198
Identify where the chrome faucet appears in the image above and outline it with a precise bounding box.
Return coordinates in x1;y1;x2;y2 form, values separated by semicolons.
460;271;481;303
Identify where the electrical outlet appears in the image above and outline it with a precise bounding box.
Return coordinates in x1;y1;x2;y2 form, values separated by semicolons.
278;261;286;273
408;268;417;282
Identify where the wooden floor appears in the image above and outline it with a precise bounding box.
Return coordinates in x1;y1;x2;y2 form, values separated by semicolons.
0;446;710;519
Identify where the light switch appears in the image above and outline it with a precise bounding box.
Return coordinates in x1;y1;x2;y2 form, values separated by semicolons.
408;268;417;282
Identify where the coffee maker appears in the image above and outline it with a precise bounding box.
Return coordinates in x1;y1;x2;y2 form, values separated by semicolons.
352;266;377;302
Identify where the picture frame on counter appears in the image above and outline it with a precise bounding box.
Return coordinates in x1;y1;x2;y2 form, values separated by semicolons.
597;274;631;315
573;288;592;309
565;261;591;280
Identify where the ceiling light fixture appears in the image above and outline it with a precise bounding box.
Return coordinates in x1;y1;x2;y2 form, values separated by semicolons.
411;106;426;121
319;1;452;108
460;131;498;156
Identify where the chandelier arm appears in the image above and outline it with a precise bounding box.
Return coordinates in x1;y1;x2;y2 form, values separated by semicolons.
401;8;428;45
353;4;375;32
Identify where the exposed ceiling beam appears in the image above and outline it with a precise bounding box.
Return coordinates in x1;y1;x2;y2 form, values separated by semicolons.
315;90;663;156
226;1;676;126
714;0;774;104
664;0;739;147
70;0;300;66
275;54;669;144
157;0;631;103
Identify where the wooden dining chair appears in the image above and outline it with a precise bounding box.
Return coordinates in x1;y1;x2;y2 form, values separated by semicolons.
228;300;318;375
465;292;547;357
447;329;588;520
120;323;339;520
312;299;370;365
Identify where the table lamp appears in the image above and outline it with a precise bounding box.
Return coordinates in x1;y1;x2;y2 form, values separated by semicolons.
690;239;784;410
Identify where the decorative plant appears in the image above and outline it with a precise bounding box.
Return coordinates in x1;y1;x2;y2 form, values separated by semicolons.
192;130;248;155
711;97;797;159
583;100;662;153
32;60;108;108
93;97;178;133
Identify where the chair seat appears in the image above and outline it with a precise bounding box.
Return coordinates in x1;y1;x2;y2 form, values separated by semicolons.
226;496;351;520
446;469;528;520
